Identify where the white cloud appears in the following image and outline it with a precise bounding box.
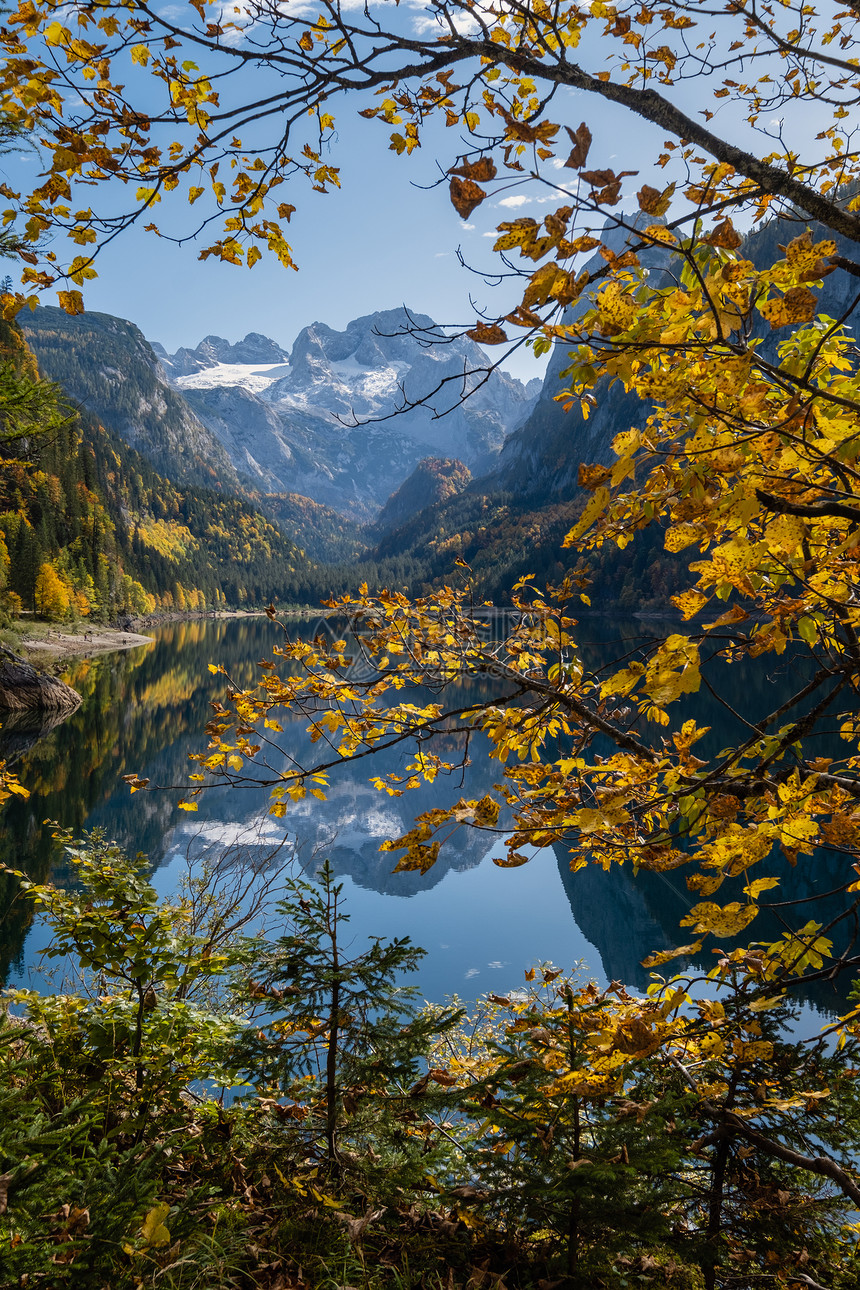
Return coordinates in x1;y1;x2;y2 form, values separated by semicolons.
412;8;479;35
482;231;497;237
434;251;449;258
461;222;475;231
498;194;531;208
464;967;481;979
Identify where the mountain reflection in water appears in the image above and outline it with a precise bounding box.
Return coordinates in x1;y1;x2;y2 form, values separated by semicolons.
0;616;853;1018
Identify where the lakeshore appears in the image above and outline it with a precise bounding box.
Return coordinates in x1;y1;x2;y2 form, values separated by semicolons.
4;609;272;666
9;622;155;664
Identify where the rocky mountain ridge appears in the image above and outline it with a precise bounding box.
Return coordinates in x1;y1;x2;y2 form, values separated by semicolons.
21;308;243;494
153;332;289;377
158;308;541;520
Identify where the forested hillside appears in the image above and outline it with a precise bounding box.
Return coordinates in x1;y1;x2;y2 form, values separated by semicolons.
355;211;860;610
19;308;241;492
0;318;323;620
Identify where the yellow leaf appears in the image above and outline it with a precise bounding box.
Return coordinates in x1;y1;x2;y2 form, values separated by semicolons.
141;1203;171;1248
671;589;708;620
564;486;609;544
665;524;702;553
681;901;759;938
759;286;818;329
57;290;85;315
744;876;780;899
641;940;703;967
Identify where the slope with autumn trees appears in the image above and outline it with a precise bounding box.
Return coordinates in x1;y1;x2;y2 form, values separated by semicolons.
366;207;860;609
0;316;324;621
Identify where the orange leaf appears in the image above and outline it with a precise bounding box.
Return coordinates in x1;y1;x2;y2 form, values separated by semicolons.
637;183;673;216
450;176;486;218
564;122;592;170
705;218;742;249
467;322;509;345
578;463;611;491
450;156;497;182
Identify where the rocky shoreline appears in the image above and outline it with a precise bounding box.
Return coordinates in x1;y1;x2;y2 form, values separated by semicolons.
10;624;155;666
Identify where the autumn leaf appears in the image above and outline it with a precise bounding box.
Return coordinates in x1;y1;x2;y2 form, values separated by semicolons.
641;941;703;967
141;1203;171;1248
705;218;742;249
450;156;497;182
57;289;85;314
564;122;592;170
578;463;610;491
467;321;509;345
449;176;486;218
681;902;760;938
637;183;673;216
759;286;818;329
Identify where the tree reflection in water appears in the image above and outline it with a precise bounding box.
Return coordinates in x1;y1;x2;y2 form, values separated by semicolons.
0;616;853;1017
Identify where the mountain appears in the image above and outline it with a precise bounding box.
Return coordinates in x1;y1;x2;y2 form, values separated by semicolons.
365;213;860;608
0;315;324;617
20;308;243;493
160;308;539;520
358;226;690;605
154;332;289;377
18;309;369;560
493;212;860;504
493;225;675;501
374;457;472;534
249;491;368;564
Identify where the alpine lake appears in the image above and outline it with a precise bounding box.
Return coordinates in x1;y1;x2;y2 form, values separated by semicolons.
0;614;854;1024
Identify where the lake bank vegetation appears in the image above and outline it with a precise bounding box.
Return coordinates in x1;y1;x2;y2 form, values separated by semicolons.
4;831;860;1290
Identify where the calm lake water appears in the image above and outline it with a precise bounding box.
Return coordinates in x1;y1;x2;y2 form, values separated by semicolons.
0;615;852;1018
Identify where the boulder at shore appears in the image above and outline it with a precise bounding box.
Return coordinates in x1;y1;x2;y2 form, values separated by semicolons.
0;646;82;714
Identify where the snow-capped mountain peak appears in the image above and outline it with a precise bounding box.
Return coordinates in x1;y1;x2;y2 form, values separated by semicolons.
174;361;291;396
158;308;539;520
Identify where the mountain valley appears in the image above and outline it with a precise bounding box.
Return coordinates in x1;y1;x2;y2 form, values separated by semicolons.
154;308;541;521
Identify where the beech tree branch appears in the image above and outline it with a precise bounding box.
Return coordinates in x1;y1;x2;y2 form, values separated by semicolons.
720;1111;860;1208
442;36;860;243
756;488;860;524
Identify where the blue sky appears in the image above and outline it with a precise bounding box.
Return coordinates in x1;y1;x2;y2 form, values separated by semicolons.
2;39;665;384
1;2;824;384
10;96;570;380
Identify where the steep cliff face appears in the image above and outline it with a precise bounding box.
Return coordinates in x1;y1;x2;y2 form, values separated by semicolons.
21;308;242;493
162;308;538;520
494;213;860;503
494;225;674;501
